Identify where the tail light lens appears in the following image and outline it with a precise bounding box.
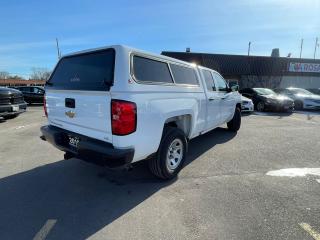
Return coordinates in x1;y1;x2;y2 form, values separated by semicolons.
111;100;136;135
43;94;48;117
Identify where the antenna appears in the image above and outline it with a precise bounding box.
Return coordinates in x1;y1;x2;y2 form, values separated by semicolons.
56;38;61;59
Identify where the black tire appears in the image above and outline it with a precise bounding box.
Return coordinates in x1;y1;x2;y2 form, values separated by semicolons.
3;114;19;120
227;107;241;132
64;151;75;160
286;107;294;113
294;100;303;110
148;126;187;180
256;101;265;112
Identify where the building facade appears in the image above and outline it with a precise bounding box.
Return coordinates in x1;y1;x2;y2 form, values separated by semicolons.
0;79;45;87
162;51;320;90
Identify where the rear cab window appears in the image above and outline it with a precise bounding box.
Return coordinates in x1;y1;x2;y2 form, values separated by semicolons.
201;70;216;91
46;48;115;91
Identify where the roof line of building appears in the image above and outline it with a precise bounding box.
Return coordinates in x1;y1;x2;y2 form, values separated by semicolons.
162;51;320;63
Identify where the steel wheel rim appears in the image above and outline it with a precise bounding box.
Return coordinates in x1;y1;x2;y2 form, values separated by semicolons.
257;102;264;111
166;138;183;172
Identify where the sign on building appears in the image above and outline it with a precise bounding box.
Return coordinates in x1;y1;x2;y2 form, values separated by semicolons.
288;62;320;73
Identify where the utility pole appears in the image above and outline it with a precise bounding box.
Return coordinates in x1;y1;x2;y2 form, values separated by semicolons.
299;39;303;59
56;38;61;59
248;41;251;56
314;37;319;59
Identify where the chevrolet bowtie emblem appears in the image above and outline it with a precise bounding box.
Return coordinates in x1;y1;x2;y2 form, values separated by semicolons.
65;110;75;118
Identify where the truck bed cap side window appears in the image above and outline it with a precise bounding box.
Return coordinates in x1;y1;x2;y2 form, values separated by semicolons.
169;64;199;86
133;56;173;84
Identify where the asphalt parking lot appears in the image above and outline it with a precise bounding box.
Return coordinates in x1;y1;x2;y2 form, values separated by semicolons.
0;106;320;240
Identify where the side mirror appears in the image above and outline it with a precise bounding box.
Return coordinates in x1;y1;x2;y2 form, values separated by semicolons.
231;85;239;92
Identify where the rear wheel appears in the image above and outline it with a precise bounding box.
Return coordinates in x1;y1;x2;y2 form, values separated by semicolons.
256;101;265;112
294;100;303;110
227;107;241;132
149;127;187;180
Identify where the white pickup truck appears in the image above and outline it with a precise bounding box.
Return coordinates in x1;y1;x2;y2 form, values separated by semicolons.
41;45;241;179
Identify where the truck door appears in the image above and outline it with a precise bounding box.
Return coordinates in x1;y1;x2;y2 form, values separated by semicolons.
200;69;221;131
212;72;234;123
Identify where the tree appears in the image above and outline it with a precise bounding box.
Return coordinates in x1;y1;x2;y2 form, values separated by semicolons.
30;67;52;81
0;71;10;79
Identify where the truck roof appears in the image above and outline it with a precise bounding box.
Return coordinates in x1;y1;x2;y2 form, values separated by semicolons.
61;45;199;68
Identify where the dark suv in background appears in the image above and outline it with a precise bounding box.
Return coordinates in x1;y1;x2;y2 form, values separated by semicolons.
0;87;27;119
14;86;45;104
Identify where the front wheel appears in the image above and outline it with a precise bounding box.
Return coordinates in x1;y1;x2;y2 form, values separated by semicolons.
227;107;241;132
149;127;187;180
256;101;265;112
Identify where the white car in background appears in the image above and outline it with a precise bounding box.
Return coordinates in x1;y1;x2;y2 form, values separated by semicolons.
241;95;254;113
274;88;320;110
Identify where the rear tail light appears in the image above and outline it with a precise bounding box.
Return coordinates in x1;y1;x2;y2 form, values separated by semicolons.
111;100;136;135
43;94;48;117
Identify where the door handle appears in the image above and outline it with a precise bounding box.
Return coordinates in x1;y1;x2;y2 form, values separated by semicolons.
221;94;231;100
208;97;216;101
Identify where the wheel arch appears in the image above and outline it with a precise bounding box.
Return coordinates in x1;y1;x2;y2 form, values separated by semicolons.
164;114;193;139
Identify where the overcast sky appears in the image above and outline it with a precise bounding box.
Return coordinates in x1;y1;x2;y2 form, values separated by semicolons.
0;0;319;78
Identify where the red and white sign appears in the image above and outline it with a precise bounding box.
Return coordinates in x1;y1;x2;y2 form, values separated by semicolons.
289;62;320;73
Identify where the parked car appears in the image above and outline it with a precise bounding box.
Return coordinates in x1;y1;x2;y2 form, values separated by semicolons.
307;88;320;96
240;95;254;113
0;87;27;119
239;88;294;112
40;45;242;180
274;88;320;110
14;86;45;104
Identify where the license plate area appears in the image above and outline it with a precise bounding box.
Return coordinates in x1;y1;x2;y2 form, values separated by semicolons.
12;105;19;112
68;135;80;148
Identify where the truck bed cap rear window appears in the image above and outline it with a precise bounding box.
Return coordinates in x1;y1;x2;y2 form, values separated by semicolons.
47;48;115;91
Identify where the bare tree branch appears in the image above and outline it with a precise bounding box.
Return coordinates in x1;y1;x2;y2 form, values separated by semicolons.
30;68;52;81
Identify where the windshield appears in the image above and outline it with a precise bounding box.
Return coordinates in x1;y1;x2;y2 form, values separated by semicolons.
253;88;276;95
288;88;313;95
47;49;115;91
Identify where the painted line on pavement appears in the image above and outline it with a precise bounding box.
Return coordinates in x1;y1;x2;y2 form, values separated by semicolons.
299;223;320;240
33;219;57;240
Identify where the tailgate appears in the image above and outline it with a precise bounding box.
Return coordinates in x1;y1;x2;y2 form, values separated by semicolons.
46;90;113;143
45;48;115;143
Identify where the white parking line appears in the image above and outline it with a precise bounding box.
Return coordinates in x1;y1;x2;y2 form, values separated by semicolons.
15;125;26;130
266;168;320;177
299;223;320;240
13;124;33;130
33;219;57;240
